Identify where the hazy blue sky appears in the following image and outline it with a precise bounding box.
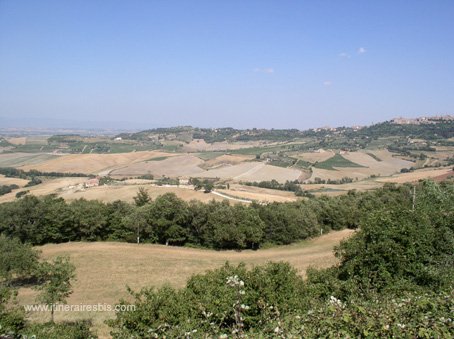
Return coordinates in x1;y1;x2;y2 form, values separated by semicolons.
1;1;453;129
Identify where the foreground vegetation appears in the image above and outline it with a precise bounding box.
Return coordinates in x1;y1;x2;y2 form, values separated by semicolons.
108;180;453;337
0;180;452;338
0;236;92;338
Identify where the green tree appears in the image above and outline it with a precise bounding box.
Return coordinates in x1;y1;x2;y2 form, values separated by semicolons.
133;187;151;207
335;182;454;295
35;256;76;323
122;205;152;243
203;181;214;193
208;202;238;248
70;199;108;241
190;178;203;190
0;235;39;285
147;193;190;245
233;205;265;249
0;285;26;335
106;200;135;241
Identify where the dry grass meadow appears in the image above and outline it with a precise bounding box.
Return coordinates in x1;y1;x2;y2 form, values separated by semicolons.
18;229;354;338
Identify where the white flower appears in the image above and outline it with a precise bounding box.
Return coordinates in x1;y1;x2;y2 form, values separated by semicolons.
329;296;345;308
274;326;280;333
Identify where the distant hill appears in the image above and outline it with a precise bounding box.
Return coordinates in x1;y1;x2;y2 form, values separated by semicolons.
116;116;454;144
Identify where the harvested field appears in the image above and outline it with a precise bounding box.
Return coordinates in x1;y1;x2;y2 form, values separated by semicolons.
0;177;87;203
0;177;227;204
122;179;154;185
24;136;49;145
0;174;29;187
6;137;27;145
20;151;176;175
0;152;60;167
60;185;225;203
298;149;335;163
352;150;414;170
217;185;298;203
303;180;382;195
432;170;454;182
199;162;261;179
195;151;225;160
199;162;302;183
306;150;414;182
201;154;256;169
18;229;354;338
308;167;370;181
111;155;204;177
376;167;453;183
343;151;413;175
113;158;302;183
182;139;262;152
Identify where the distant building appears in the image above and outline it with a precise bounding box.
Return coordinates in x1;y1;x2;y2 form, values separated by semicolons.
391;114;453;125
179;178;190;185
114;137;122;141
84;178;99;188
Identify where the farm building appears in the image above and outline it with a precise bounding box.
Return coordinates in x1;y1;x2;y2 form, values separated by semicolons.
84;178;100;188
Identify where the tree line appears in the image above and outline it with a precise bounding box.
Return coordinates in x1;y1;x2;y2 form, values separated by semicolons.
0;184;19;196
0;183;417;249
0;167;90;179
242;179;307;196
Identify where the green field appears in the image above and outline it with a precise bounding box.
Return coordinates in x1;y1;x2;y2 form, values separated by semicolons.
314;154;365;170
293;159;313;168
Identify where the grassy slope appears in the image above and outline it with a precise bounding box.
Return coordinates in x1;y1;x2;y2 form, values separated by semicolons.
18;229;353;338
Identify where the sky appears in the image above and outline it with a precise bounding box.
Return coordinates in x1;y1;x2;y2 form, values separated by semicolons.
1;0;454;130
